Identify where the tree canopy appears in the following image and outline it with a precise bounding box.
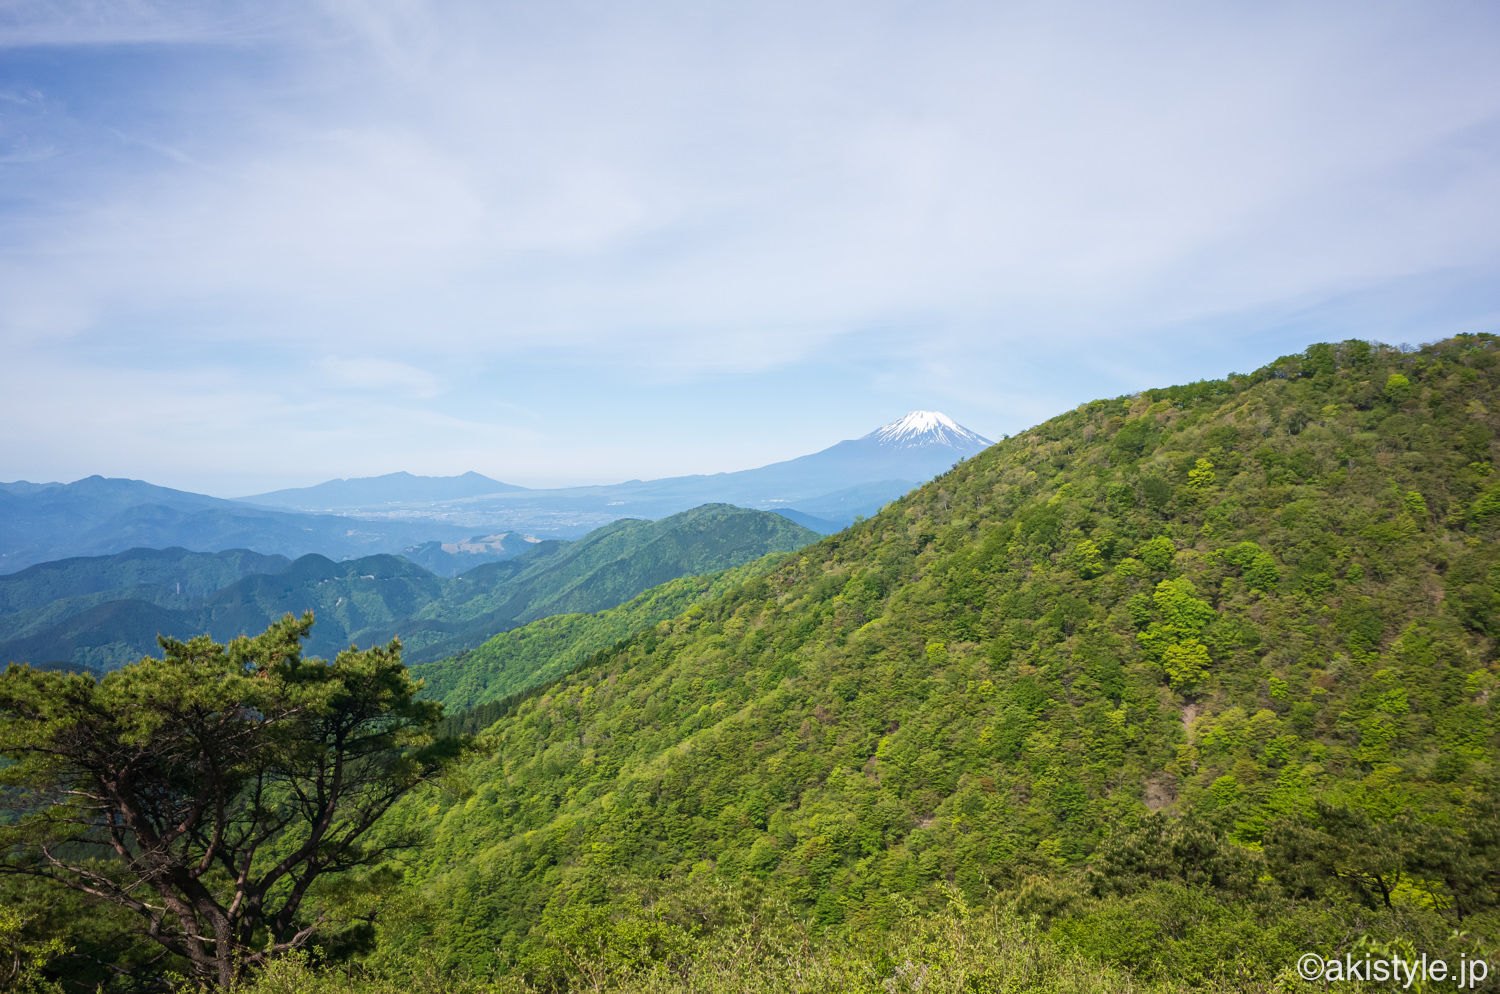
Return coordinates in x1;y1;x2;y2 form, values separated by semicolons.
0;613;458;988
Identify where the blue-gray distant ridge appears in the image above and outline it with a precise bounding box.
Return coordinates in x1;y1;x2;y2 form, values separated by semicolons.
238;471;525;509
383;410;995;531
0;411;994;570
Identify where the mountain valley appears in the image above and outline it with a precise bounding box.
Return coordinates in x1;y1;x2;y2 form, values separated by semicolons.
0;505;817;670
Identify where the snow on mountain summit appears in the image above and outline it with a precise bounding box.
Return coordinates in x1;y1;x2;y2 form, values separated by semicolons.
864;411;994;451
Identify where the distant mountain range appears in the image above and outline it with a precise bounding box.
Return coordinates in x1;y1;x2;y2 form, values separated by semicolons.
0;411;992;573
0;476;477;575
233;410;995;536
0;505;816;671
240;471;524;510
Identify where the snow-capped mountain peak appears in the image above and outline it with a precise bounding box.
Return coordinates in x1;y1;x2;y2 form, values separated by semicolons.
863;411;994;451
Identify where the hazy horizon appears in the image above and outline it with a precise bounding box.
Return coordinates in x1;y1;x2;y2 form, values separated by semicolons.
4;406;995;498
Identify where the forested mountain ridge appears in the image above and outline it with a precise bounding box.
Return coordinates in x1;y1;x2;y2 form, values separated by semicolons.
414;555;788;716
461;503;814;624
0;547;289;628
361;336;1499;980
0;505;817;670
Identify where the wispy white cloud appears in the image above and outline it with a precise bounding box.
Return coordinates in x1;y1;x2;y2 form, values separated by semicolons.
316;355;441;396
1;0;1499;489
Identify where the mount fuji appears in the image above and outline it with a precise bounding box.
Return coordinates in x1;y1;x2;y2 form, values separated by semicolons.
864;411;993;451
659;410;994;507
764;410;995;488
307;411;997;535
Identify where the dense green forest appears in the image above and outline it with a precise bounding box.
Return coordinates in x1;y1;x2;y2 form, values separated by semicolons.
0;547;291;642
4;336;1499;992
0;505;815;671
414;556;788;716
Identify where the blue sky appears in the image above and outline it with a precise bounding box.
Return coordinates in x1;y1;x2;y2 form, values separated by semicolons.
3;0;1499;496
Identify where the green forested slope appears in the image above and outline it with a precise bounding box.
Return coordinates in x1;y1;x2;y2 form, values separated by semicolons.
365;337;1499;980
414;555;790;714
449;502;819;627
0;547;289;642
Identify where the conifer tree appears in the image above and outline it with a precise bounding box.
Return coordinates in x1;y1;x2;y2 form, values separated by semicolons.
0;613;459;989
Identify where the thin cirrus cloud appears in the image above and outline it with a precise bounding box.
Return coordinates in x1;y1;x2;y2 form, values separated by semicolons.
1;0;1499;493
315;355;443;397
